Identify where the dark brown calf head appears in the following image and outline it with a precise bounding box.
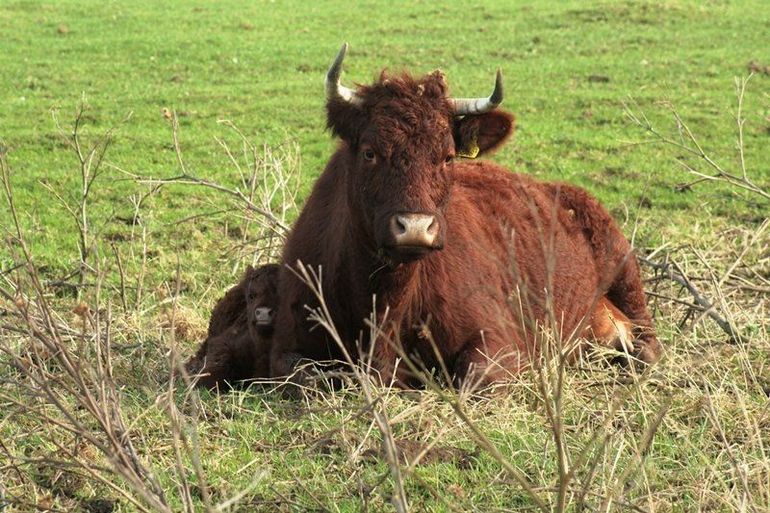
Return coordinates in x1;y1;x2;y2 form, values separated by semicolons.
325;44;515;263
244;264;280;338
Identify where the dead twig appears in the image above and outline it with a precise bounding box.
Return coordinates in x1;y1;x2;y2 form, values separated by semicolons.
640;256;742;342
290;262;411;513
624;76;769;202
50;99;133;297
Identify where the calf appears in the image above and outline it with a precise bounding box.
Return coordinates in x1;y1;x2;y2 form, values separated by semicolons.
186;264;279;389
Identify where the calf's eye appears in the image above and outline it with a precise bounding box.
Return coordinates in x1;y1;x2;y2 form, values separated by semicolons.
363;148;376;162
445;155;454;164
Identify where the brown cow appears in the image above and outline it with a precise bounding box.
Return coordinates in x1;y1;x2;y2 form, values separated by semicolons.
186;264;279;389
270;44;661;388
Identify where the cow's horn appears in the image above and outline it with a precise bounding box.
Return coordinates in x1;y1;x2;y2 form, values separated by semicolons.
325;43;363;106
450;69;504;115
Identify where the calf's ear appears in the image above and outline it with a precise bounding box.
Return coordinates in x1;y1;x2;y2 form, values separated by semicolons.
453;110;515;158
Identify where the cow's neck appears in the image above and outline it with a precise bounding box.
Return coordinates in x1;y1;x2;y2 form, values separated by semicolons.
336;170;427;324
368;255;426;319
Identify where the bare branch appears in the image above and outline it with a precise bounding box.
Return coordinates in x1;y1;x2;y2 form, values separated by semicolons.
640;255;742;342
624;79;769;202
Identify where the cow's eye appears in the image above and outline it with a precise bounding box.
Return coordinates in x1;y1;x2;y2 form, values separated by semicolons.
444;154;454;164
363;148;376;162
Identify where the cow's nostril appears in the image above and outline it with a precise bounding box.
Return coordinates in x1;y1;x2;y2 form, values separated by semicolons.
395;216;407;235
427;217;438;236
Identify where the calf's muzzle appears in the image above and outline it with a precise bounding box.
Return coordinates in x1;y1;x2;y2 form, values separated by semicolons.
253;307;274;326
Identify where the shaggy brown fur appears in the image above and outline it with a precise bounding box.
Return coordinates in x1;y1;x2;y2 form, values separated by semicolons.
270;69;660;387
186;264;279;389
542;183;660;363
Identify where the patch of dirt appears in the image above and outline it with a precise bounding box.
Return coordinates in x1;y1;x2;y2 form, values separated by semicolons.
364;438;478;468
50;281;78;298
83;498;116;513
587;75;611;83
747;60;770;75
226;225;243;240
602;167;641;181
312;436;339;455
114;214;140;226
637;195;653;209
104;231;128;242
567;3;684;25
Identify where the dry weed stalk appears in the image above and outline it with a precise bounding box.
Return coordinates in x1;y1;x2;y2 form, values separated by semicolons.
289;262;410;513
641;254;743;342
625;75;769;202
1;149;170;511
46;99;133;296
0;114;286;511
116;113;301;267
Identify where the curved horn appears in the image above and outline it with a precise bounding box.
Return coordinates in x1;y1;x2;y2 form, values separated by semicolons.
325;43;363;106
450;69;504;115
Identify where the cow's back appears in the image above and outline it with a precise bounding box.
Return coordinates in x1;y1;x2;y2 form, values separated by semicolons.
419;161;602;349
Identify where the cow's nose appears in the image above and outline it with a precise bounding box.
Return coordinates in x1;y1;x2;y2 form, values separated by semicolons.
389;213;439;247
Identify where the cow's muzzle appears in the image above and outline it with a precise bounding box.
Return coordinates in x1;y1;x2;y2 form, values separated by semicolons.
384;213;442;262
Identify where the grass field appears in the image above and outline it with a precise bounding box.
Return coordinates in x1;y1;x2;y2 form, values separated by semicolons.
1;1;769;511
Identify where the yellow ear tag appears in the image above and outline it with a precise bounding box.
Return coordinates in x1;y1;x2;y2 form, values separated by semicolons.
457;137;480;159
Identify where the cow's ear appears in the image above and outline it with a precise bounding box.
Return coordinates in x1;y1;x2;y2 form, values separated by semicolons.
326;98;367;145
453;110;515;158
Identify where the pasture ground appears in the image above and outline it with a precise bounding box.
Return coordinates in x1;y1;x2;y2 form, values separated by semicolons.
1;1;769;511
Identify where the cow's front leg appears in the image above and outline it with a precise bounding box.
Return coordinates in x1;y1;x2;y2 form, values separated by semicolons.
269;299;317;393
453;334;527;389
369;324;416;389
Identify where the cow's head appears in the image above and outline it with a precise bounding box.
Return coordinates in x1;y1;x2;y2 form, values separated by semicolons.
325;44;515;264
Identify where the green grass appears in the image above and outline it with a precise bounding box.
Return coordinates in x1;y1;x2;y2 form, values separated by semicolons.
1;1;769;512
2;0;769;272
